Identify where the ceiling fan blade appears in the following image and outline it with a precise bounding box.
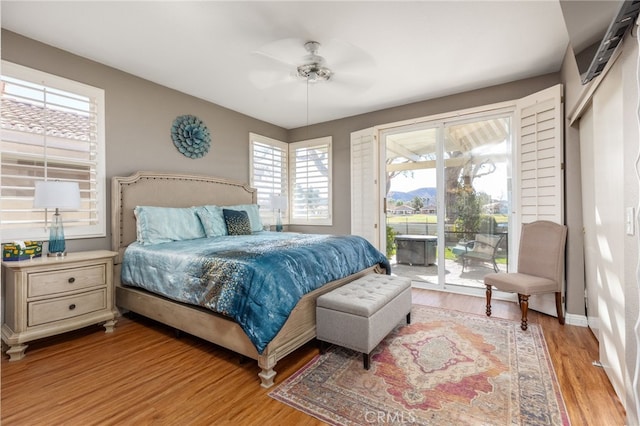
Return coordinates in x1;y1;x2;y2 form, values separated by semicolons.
252;37;307;68
329;71;376;93
321;39;376;73
248;69;297;90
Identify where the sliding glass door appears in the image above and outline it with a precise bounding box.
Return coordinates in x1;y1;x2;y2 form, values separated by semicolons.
383;114;512;291
385;125;441;285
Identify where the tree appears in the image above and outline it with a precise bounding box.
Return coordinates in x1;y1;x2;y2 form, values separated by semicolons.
294;185;321;215
445;153;497;224
410;196;424;211
453;176;481;240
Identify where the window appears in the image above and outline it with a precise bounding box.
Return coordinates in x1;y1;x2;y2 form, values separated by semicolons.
250;134;332;227
0;61;106;242
250;133;288;226
290;137;332;225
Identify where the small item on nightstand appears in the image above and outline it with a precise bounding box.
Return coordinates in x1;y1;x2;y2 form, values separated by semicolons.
269;194;287;233
2;241;42;261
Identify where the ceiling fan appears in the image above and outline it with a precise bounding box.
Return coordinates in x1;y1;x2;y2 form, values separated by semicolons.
296;41;332;83
249;38;375;92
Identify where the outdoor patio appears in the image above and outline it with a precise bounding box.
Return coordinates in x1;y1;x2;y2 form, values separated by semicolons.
389;252;508;289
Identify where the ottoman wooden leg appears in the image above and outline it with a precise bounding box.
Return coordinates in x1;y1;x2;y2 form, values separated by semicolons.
363;352;371;370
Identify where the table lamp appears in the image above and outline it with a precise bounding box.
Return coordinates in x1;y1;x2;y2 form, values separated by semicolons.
269;194;287;232
33;181;81;256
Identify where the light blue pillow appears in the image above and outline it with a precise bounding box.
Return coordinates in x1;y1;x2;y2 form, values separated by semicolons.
195;205;228;237
134;206;205;245
225;204;263;233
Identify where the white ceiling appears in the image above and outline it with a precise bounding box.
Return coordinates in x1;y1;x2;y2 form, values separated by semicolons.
2;1;582;129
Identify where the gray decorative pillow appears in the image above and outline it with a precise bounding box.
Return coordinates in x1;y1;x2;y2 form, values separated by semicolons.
223;209;252;236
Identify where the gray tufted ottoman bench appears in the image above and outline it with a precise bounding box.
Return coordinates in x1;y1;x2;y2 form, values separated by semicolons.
316;274;412;369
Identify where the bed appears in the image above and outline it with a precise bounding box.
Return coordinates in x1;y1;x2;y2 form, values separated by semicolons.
111;171;388;387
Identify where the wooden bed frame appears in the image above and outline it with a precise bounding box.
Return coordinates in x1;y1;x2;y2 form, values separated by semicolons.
111;171;383;388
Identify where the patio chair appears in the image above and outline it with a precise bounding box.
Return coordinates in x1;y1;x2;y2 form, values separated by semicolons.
484;220;567;330
459;233;504;273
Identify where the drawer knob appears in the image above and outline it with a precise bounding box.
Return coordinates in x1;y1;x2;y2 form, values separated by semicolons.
69;304;76;310
68;277;75;284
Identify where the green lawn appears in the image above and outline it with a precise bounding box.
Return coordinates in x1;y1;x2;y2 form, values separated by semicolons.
387;214;508;224
387;214;436;224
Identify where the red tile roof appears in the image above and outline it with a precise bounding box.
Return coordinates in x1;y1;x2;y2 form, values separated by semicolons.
1;98;91;141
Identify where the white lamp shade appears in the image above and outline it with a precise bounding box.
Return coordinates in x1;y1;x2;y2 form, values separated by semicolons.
269;194;288;210
33;181;81;210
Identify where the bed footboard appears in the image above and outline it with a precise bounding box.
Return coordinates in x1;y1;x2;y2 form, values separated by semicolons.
115;264;383;387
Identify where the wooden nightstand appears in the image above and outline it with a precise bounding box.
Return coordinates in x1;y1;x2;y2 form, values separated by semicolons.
1;250;118;361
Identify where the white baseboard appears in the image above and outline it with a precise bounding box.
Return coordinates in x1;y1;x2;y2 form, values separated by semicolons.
410;281;591;328
565;313;588;327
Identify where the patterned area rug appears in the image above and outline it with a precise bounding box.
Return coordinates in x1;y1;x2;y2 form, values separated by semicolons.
270;305;570;425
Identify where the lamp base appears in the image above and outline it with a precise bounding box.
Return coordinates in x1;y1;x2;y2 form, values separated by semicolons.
47;212;67;256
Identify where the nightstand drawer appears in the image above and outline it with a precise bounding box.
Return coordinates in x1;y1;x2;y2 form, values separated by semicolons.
28;289;107;327
28;265;106;298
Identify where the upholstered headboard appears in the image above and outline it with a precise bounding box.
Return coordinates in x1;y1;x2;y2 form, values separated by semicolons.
111;171;257;264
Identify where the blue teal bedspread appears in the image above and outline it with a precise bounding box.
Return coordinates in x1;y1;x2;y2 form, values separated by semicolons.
121;232;390;353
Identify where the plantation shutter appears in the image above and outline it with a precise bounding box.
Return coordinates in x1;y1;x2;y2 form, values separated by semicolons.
350;128;381;248
515;84;564;316
289;137;332;225
249;134;288;226
0;62;105;242
517;84;564;225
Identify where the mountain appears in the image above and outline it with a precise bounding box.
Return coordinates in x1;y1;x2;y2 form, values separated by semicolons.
388;187;437;203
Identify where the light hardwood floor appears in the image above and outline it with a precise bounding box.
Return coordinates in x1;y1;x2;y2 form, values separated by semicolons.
1;289;626;425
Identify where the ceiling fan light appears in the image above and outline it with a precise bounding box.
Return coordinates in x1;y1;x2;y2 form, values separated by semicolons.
307;71;319;83
297;63;332;83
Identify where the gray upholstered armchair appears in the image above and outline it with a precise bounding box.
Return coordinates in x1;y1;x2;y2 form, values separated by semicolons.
484;220;567;330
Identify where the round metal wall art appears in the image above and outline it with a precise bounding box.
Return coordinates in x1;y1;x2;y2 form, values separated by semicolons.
170;115;211;159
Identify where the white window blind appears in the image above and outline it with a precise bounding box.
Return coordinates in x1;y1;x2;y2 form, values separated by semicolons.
1;61;106;242
249;133;288;226
290;137;332;225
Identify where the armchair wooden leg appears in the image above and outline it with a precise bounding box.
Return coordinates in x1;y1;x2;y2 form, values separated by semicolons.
555;292;565;325
519;294;529;330
485;285;492;317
